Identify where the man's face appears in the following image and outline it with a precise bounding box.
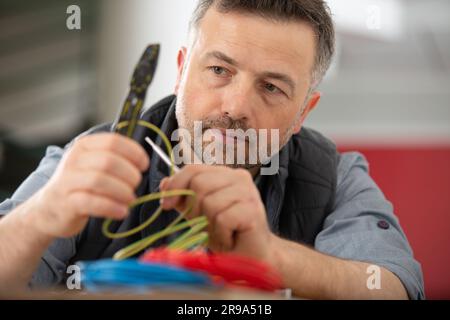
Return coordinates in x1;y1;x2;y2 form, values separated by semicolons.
175;7;320;171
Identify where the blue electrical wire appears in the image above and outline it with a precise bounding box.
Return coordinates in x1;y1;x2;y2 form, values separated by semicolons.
77;259;214;292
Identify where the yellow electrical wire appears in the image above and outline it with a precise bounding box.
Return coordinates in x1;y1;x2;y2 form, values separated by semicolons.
102;119;208;260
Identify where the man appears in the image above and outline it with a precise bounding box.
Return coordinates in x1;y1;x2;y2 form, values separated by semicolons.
0;0;424;299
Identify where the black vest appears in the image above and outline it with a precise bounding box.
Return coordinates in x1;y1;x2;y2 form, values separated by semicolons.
68;95;340;264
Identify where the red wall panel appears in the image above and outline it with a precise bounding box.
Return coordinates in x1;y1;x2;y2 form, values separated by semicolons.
338;145;450;299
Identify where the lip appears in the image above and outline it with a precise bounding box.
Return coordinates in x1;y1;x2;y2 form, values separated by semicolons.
217;128;249;143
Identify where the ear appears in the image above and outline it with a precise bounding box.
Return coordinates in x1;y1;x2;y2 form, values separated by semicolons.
174;46;188;95
292;91;321;134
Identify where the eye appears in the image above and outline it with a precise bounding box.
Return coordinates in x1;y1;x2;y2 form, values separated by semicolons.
209;66;228;76
264;82;283;95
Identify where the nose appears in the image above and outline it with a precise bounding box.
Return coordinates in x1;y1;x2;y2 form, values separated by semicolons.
220;78;255;122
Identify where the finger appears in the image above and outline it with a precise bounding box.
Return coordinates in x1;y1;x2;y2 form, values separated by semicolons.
212;202;270;260
162;171;235;216
160;165;230;210
73;151;143;189
69;191;129;220
200;184;250;220
159;165;207;210
206;221;227;253
68;170;136;204
208;204;249;252
77;133;149;171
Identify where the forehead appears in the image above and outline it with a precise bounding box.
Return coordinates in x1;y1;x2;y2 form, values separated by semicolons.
193;7;316;84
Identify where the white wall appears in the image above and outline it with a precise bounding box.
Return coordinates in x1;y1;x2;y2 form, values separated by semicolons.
96;0;197;123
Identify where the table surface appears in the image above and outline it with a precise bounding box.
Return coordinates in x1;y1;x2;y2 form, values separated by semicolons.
2;286;289;300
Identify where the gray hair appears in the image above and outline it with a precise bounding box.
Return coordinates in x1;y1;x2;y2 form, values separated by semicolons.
188;0;335;88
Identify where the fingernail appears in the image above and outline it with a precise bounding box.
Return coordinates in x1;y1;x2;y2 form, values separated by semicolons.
164;197;174;210
118;206;128;217
141;157;150;171
160;177;172;191
162;196;176;210
159;178;167;190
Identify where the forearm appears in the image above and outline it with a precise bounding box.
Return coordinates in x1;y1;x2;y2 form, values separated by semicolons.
0;196;54;292
270;235;408;299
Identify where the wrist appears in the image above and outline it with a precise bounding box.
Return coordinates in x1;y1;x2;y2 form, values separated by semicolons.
17;191;56;244
266;233;284;272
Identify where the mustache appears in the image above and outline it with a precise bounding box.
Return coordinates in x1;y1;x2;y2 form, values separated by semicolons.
201;115;249;131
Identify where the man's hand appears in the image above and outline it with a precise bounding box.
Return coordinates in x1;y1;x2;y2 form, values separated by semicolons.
28;133;149;238
159;165;276;264
157;165;410;299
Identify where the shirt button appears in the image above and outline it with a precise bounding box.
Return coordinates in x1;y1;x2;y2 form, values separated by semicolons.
377;220;390;230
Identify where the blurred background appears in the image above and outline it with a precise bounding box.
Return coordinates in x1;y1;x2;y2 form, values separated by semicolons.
0;0;448;298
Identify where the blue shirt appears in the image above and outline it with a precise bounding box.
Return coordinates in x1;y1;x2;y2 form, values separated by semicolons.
0;137;425;299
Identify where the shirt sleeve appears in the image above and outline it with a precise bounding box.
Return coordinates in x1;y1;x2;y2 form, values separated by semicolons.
314;151;425;299
0;145;76;288
0;145;64;215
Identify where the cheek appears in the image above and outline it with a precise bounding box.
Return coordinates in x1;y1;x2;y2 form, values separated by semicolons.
179;71;223;121
260;105;296;130
256;106;299;142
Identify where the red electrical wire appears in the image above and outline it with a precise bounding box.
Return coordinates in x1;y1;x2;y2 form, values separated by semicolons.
140;248;283;291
